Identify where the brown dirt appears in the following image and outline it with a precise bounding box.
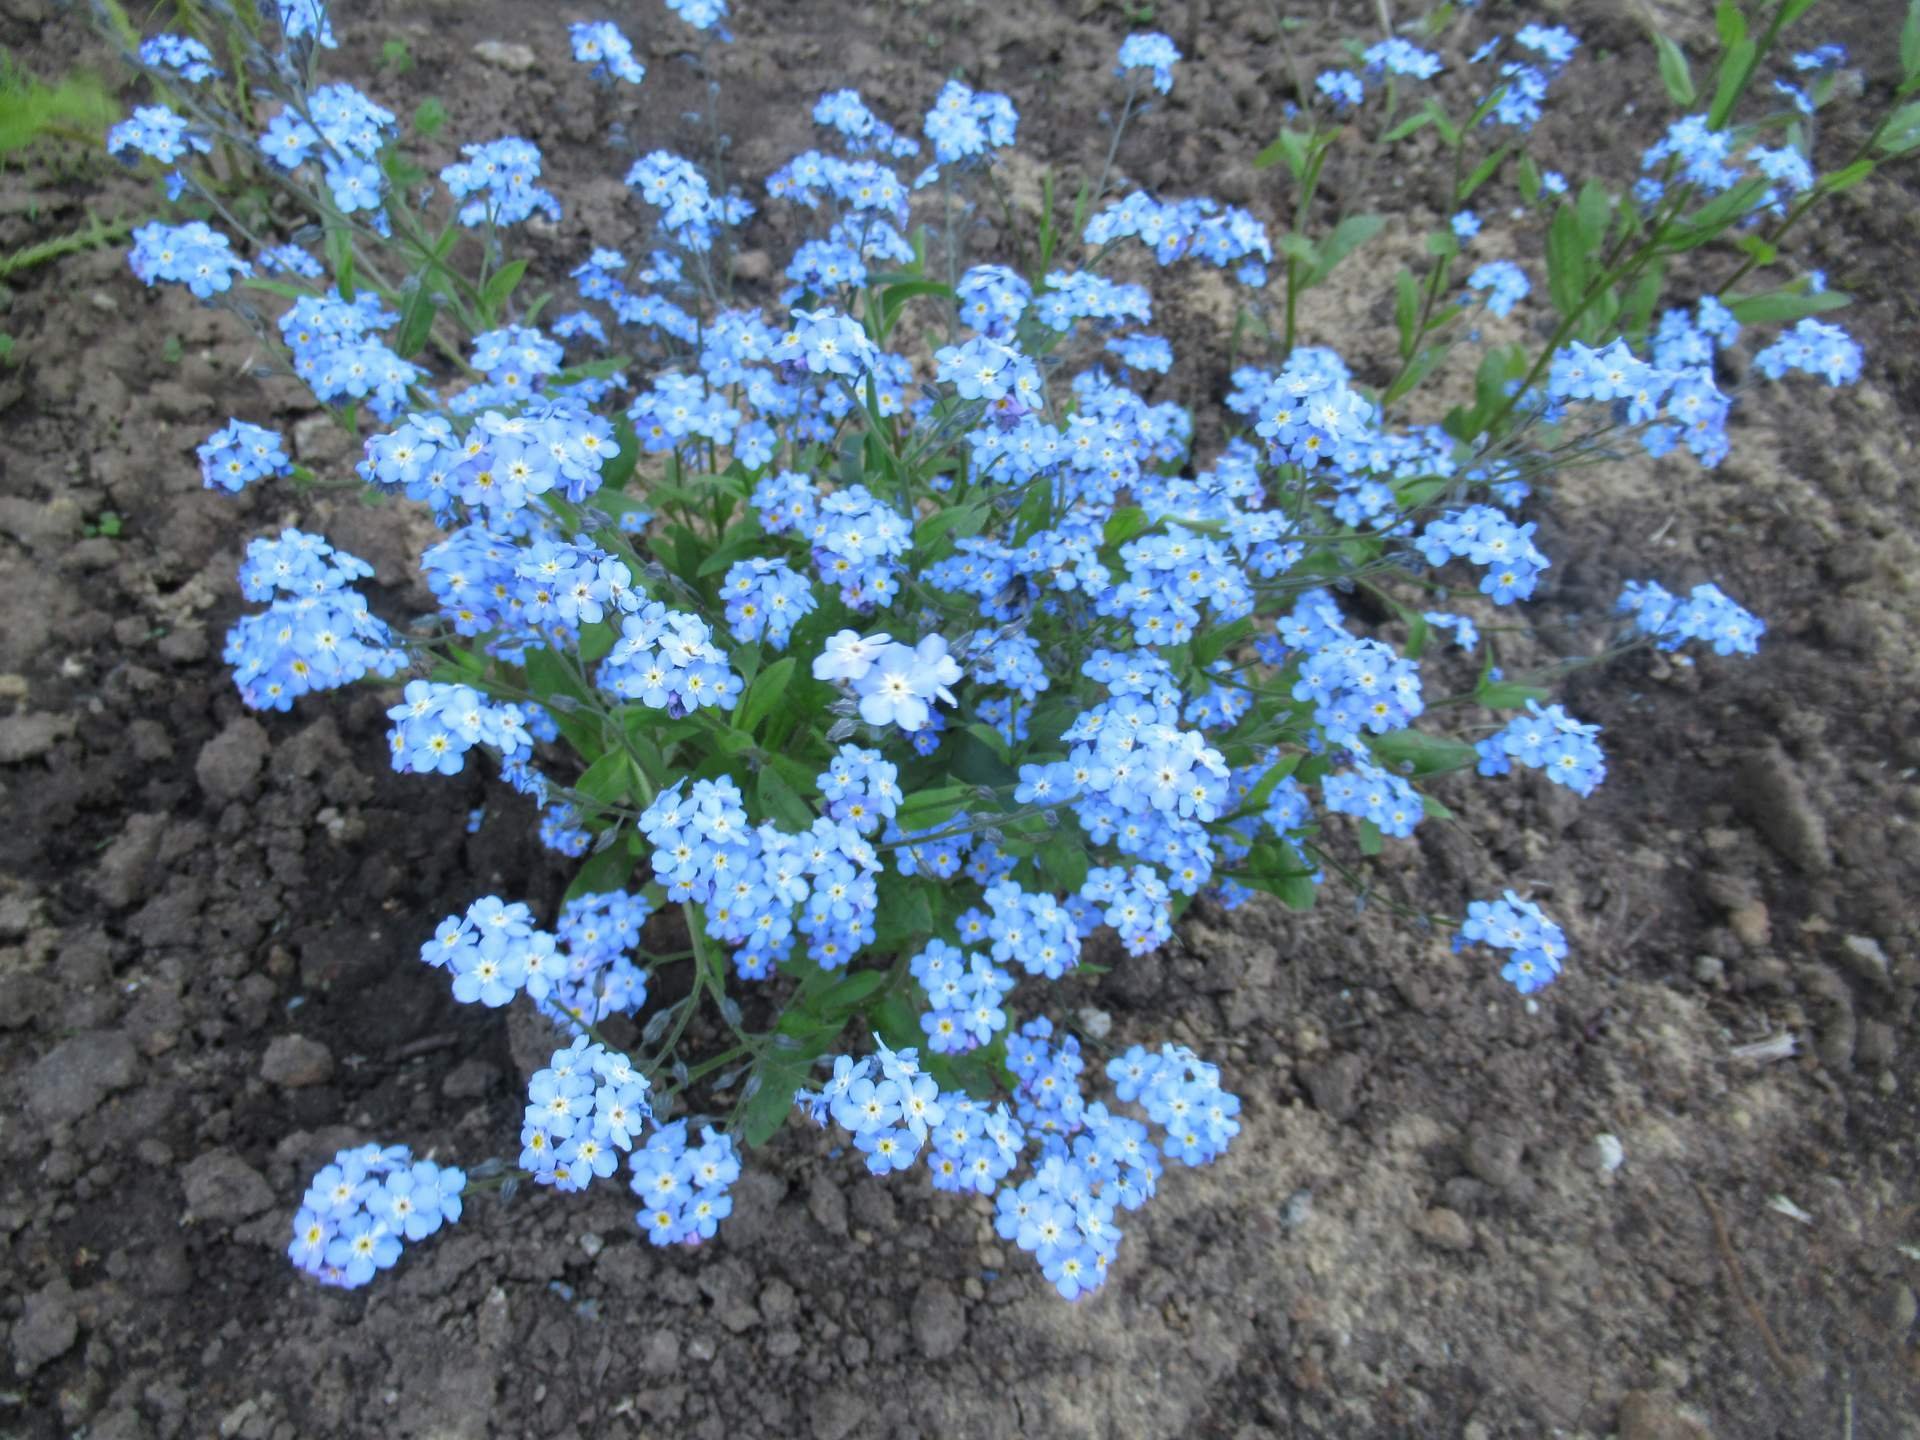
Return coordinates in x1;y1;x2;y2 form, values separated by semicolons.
1;1;1916;1437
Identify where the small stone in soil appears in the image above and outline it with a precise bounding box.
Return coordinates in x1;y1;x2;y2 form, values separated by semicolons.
1300;1052;1366;1121
10;1278;78;1375
24;1029;139;1127
441;1057;499;1099
260;1034;334;1088
910;1279;966;1360
180;1149;275;1224
1415;1207;1474;1252
195;718;271;804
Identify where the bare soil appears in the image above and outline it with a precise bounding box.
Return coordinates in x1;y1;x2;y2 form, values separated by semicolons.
1;1;1916;1437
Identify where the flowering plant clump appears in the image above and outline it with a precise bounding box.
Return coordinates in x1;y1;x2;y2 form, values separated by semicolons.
101;0;1920;1301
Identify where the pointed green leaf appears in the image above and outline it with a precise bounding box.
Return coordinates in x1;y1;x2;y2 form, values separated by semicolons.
1652;32;1696;105
736;656;797;739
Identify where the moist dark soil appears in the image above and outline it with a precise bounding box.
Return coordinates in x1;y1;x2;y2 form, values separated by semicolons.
2;1;1917;1437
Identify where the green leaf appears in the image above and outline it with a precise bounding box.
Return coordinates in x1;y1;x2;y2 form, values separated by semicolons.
1365;729;1478;777
871;993;925;1055
1192;616;1253;668
323;225;355;301
1356;820;1384;857
1715;1;1748;47
1821;159;1874;193
577;750;634;805
395;281;439;359
412;96;447;137
756;764;817;830
878;278;951;338
481;258;528;317
1305;213;1386;287
1708;36;1757;130
1379;110;1435;144
1102;505;1152;549
1253;127;1310;177
963;721;1011;766
1424;99;1460;148
1474;678;1552;709
1619;261;1667;340
896;783;975;828
1457;147;1508;205
1905;0;1920;80
1516;154;1542;205
1037;835;1088;893
739;1034;823;1148
1383;344;1448;407
1722;286;1850;325
870;884;934;953
1394;268;1421;359
1546;204;1588;317
806;967;890;1019
735;656;796;739
1878;100;1920;156
1235;751;1301;820
1466;84;1512;131
1652;32;1696;106
1575;179;1611;249
566;837;636;900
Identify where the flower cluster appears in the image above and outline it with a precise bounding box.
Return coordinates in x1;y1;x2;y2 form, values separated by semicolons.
425;890;654;1030
224;531;405;712
631;1122;741;1245
599;604;741;716
519;1037;654;1194
722;557;817;649
569;20;646;84
1456;892;1570;995
289;1144;465;1290
386;680;532;777
1475;702;1607;797
440;137;562;228
1617;580;1767;656
197;419;291;494
1116;32;1181;95
116;2;1862;1302
800;1028;1240;1301
279;290;423;422
910;940;1014;1053
127;220;249;297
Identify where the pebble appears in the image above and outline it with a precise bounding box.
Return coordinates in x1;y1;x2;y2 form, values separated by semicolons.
180;1149;274;1224
1300;1052;1366;1121
1280;1188;1314;1232
1616;1389;1713;1440
10;1278;78;1374
1464;1124;1524;1190
0;710;75;764
1727;901;1770;949
1592;1133;1626;1174
1839;933;1890;985
195;718;270;805
807;1169;849;1237
259;1034;333;1088
441;1057;499;1099
910;1278;966;1360
1735;746;1831;874
24;1029;139;1126
1877;1282;1917;1335
473;39;538;71
1415;1206;1473;1252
